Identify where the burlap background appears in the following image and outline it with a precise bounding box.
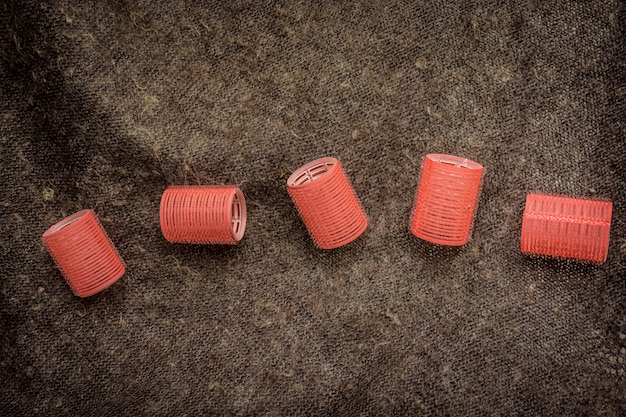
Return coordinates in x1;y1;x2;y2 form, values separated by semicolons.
1;1;625;415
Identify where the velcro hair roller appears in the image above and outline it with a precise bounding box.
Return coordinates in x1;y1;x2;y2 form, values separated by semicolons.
410;154;484;246
160;186;246;244
520;193;612;263
287;157;368;249
42;210;125;297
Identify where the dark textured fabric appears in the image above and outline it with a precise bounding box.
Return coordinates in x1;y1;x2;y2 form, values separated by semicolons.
1;1;625;415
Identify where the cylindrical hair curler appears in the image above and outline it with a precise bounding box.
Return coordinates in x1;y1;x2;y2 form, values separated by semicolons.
42;210;125;297
160;186;246;244
287;157;368;249
520;193;612;263
410;154;484;246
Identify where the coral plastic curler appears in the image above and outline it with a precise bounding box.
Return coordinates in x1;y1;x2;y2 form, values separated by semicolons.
410;154;484;246
160;186;246;244
42;210;125;297
520;193;612;263
287;157;368;249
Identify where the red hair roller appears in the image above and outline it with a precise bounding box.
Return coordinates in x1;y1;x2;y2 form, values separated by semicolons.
410;154;484;246
160;186;246;244
42;210;125;297
287;157;368;249
520;193;612;263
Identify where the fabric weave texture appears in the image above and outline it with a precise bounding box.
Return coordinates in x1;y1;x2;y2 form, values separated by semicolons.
1;1;625;415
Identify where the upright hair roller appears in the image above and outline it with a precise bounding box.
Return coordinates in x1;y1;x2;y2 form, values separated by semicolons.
287;157;368;249
520;193;612;263
410;154;484;246
160;186;246;244
42;210;125;297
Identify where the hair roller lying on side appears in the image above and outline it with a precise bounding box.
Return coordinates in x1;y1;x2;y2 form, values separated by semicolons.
520;193;612;263
42;210;125;297
160;186;246;244
410;154;484;246
287;157;368;249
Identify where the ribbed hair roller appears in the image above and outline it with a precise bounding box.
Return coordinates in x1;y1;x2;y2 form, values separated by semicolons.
410;154;484;246
520;193;612;263
42;210;125;297
160;186;246;244
287;157;368;249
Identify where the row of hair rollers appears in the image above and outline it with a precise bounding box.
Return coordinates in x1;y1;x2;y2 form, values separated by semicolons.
42;153;613;298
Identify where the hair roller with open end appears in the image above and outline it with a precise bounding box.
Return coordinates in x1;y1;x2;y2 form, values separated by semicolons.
160;186;246;244
410;154;484;246
42;210;125;297
520;193;612;263
287;157;368;249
